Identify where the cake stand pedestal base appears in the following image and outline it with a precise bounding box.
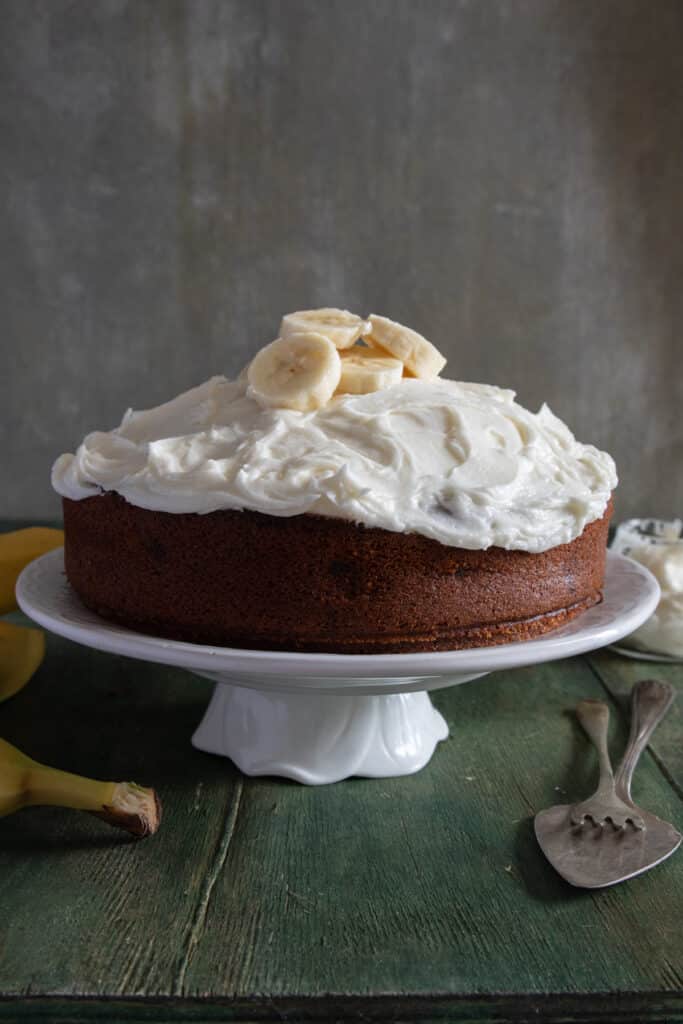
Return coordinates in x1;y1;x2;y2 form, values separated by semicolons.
191;676;451;785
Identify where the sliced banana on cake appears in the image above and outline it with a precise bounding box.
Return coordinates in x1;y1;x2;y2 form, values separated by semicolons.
336;345;404;395
280;308;369;350
366;314;446;379
247;332;341;412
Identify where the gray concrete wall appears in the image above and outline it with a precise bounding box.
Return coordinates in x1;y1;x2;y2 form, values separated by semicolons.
2;0;681;522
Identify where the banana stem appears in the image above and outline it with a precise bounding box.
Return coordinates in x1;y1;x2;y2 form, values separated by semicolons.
0;739;161;837
92;782;162;837
23;762;116;812
28;766;160;837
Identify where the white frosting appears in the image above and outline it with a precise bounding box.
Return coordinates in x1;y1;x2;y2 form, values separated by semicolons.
52;375;617;553
611;519;683;657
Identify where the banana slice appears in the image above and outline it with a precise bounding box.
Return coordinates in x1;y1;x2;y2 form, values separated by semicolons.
336;346;403;395
280;308;369;350
367;314;446;379
236;360;251;384
247;333;341;412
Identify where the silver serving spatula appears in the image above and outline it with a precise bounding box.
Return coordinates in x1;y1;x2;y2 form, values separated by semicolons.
534;679;681;888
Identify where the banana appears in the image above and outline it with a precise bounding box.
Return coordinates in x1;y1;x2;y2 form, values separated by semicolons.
0;737;161;836
280;308;369;350
367;314;446;379
248;332;341;411
336;345;404;395
0;622;45;704
0;527;64;615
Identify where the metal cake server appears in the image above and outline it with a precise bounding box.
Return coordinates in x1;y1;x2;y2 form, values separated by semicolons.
570;698;645;829
534;679;681;888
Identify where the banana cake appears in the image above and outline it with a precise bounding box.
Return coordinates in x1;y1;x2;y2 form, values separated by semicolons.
52;308;617;653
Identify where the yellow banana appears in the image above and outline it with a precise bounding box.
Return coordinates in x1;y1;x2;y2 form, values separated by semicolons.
0;529;160;837
0;737;161;837
0;527;64;615
0;526;63;700
0;622;45;704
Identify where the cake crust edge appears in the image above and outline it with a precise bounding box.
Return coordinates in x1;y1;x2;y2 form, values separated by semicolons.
62;493;613;654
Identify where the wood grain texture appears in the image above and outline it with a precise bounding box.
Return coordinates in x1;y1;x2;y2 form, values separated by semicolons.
179;658;683;1001
0;619;682;1020
2;0;682;521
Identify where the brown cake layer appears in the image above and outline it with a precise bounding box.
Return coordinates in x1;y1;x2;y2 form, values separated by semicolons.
62;492;612;653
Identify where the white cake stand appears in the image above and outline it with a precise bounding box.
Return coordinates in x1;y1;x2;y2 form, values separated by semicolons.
17;550;659;785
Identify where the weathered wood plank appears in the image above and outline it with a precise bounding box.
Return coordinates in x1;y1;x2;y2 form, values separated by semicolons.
180;658;683;1000
0;623;243;999
2;991;683;1023
587;649;683;797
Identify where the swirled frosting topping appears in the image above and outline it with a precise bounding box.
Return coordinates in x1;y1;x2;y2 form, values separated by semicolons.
52;375;617;553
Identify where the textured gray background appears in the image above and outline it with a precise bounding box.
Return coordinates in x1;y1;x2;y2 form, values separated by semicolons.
2;0;681;520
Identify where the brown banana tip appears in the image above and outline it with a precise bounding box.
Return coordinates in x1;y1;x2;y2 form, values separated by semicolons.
92;786;162;839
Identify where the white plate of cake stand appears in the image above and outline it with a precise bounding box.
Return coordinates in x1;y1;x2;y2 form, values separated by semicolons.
17;549;659;785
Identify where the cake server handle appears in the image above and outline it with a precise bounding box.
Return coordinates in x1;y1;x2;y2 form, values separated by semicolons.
614;679;675;804
570;699;644;829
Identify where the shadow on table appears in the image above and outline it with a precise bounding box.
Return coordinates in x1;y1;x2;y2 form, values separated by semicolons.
513;817;587;903
0;811;140;852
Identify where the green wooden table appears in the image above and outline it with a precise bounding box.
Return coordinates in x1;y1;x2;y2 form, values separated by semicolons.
1;587;682;1021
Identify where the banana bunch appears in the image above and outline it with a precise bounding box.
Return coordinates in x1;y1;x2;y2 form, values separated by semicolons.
0;738;160;836
0;527;64;704
0;621;44;704
0;528;162;836
247;308;447;412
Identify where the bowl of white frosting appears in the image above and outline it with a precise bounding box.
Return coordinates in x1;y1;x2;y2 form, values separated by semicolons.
611;518;683;659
